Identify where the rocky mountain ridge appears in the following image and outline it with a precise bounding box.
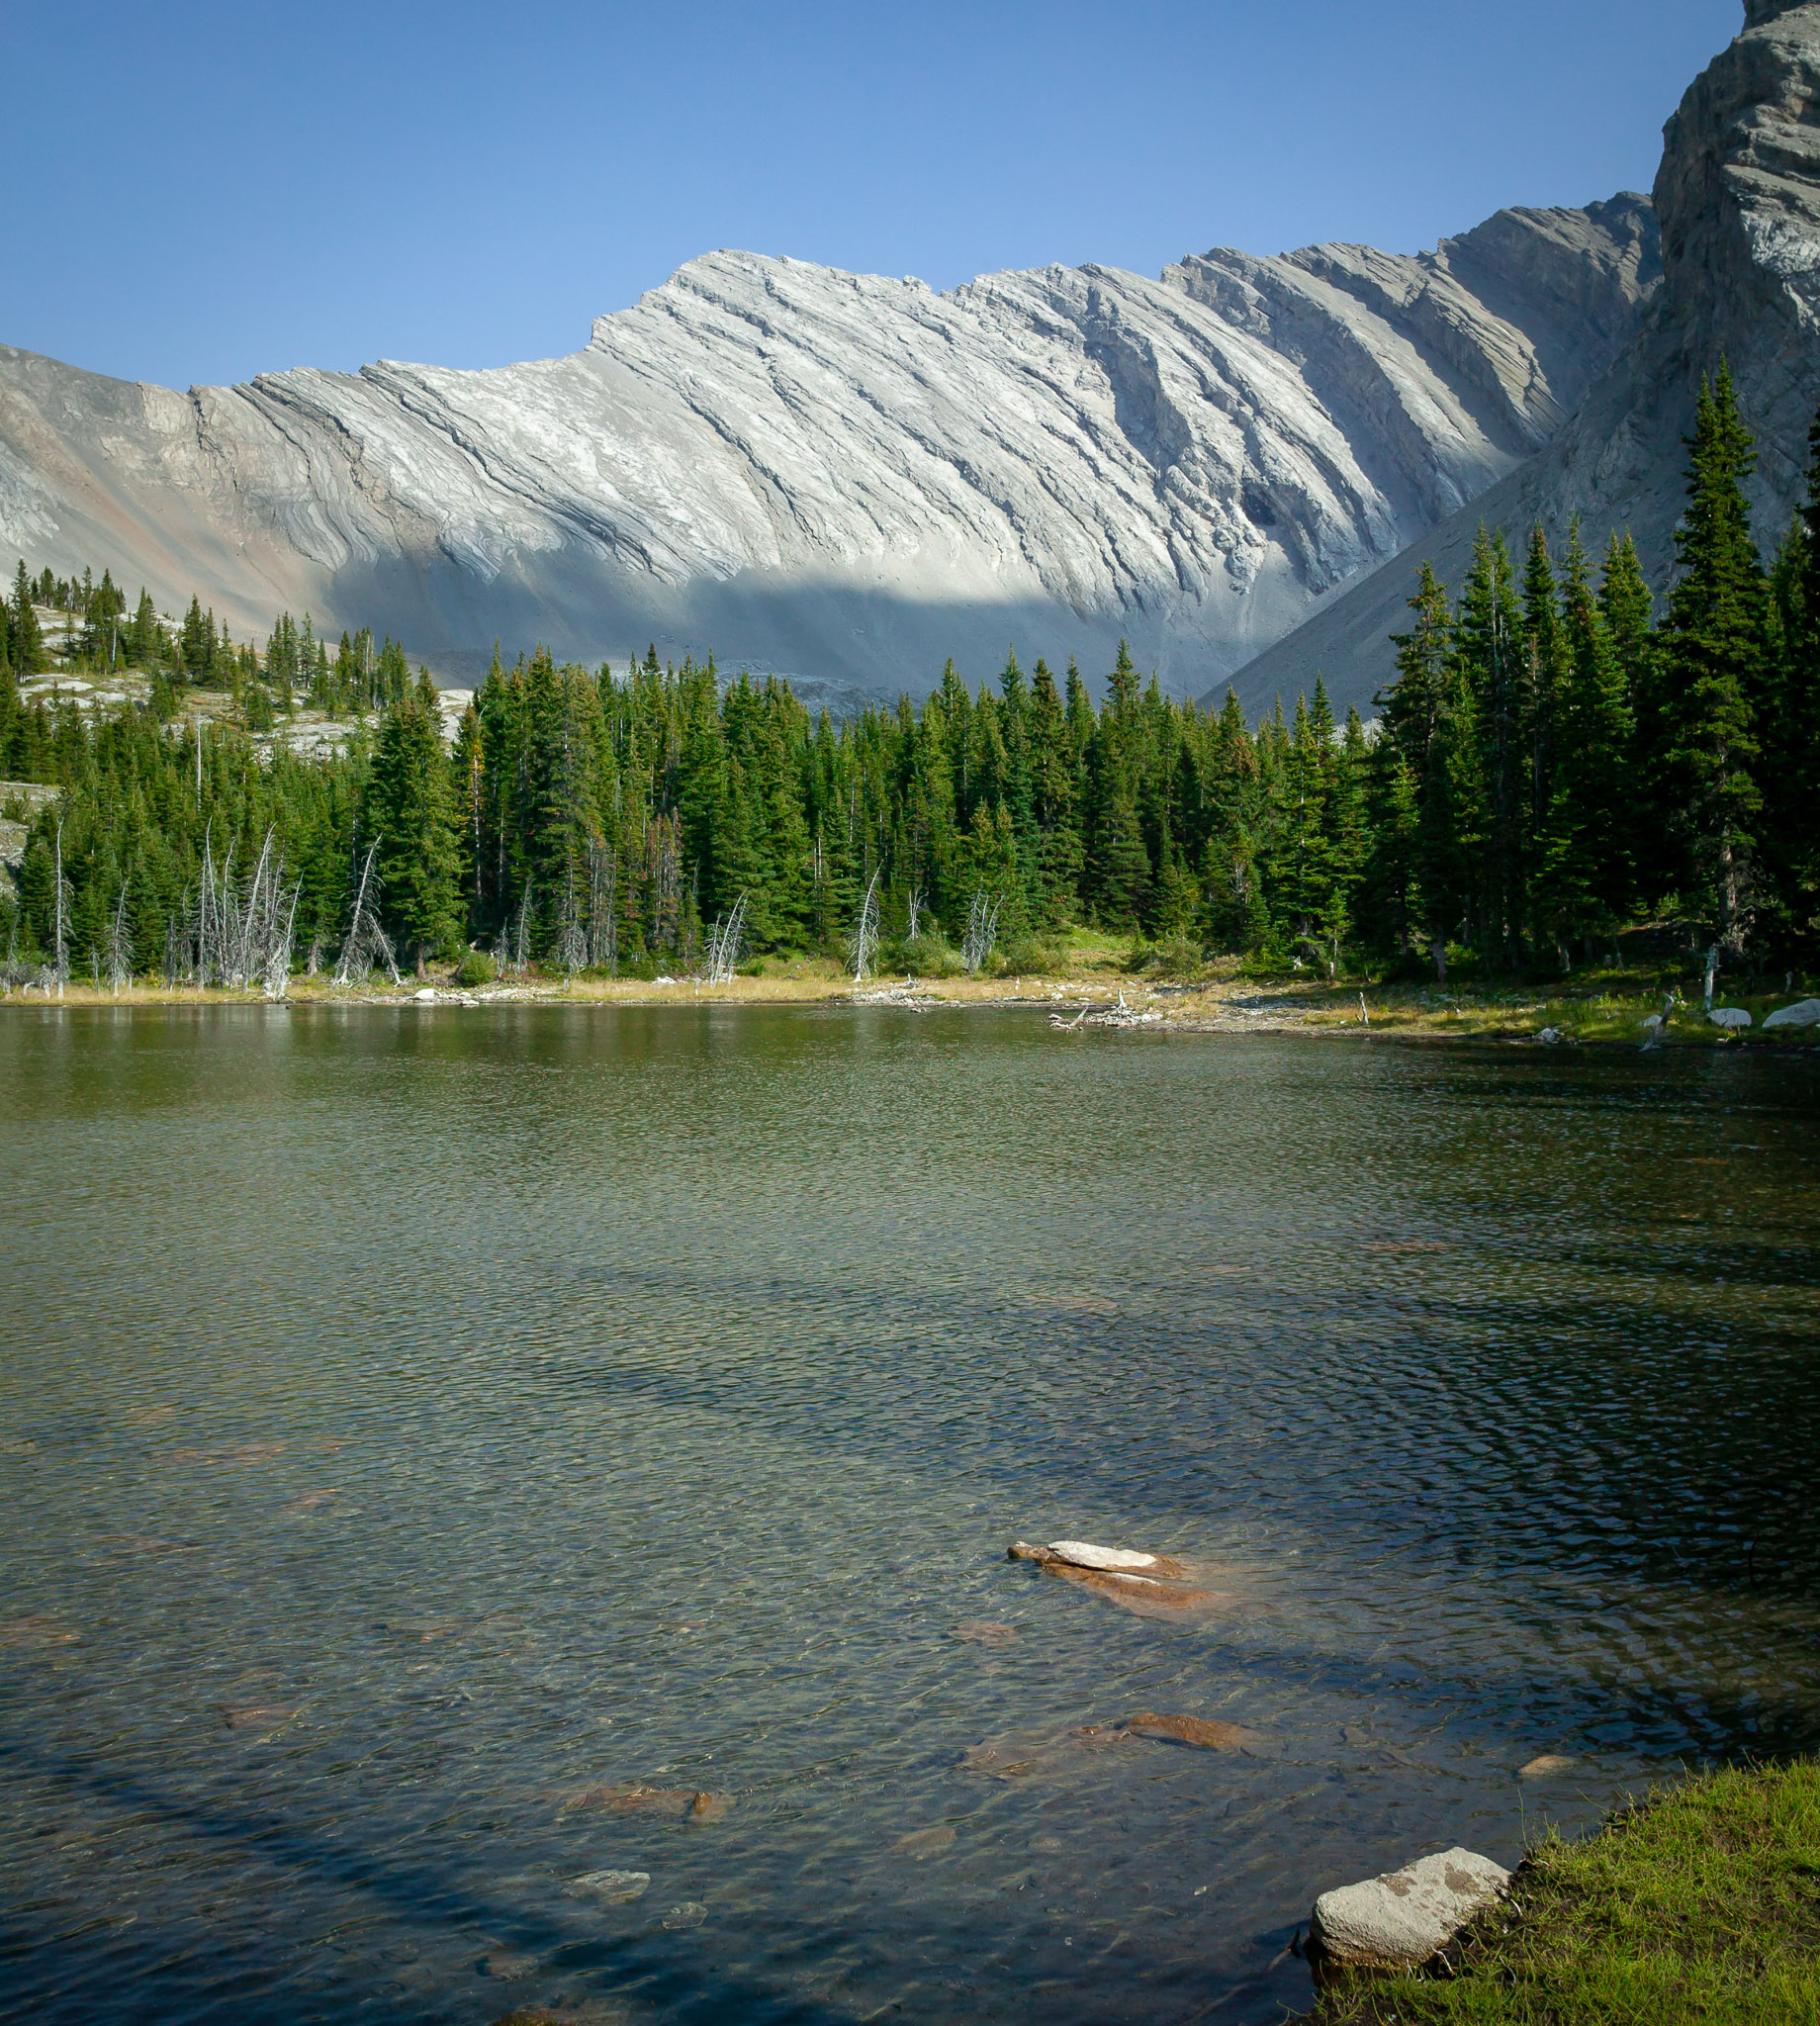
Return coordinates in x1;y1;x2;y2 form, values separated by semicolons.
0;195;1658;707
1235;0;1820;706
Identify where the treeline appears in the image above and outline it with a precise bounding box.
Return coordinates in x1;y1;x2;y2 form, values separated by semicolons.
1;562;414;720
1;364;1814;984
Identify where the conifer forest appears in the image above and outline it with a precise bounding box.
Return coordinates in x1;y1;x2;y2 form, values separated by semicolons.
2;369;1815;991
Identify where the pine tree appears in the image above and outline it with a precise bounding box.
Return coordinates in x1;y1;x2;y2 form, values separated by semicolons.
1654;365;1770;955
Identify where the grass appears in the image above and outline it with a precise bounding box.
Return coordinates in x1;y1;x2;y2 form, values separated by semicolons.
1299;1763;1820;2026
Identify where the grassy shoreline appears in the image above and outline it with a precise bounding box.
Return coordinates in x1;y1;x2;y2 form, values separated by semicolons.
3;950;1815;1050
1295;1762;1820;2025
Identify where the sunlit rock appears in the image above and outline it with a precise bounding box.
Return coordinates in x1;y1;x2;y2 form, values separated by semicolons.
1311;1847;1510;1970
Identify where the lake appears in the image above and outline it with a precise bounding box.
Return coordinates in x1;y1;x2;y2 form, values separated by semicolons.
2;1004;1817;2026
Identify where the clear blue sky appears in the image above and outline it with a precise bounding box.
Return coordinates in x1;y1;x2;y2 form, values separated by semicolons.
7;0;1742;391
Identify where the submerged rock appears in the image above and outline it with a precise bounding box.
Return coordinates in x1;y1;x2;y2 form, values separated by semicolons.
893;1824;956;1858
962;1725;1139;1780
1008;1538;1188;1580
564;1869;650;1905
1124;1710;1264;1753
1311;1847;1510;1970
1518;1753;1578;1780
1007;1537;1225;1618
480;1950;541;1980
662;1901;708;1929
560;1783;733;1821
951;1619;1019;1645
218;1703;303;1730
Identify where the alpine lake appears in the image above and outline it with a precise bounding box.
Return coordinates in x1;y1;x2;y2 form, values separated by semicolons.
2;1002;1817;2026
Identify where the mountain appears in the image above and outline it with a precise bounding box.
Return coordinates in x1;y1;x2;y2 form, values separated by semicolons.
1230;0;1820;711
0;197;1659;703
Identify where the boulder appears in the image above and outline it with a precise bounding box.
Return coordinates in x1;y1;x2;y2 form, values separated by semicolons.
1764;997;1820;1029
1008;1538;1188;1579
1311;1847;1510;1971
1709;1007;1752;1031
1518;1754;1577;1780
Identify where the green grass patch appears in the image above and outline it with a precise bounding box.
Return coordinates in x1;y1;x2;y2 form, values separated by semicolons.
1302;1762;1820;2025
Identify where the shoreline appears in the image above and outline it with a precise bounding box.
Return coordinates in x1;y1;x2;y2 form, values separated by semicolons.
1289;1760;1820;2024
3;967;1816;1051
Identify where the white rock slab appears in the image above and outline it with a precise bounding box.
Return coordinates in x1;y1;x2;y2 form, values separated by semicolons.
1312;1846;1509;1968
1709;1007;1751;1030
1046;1541;1158;1572
1765;998;1820;1029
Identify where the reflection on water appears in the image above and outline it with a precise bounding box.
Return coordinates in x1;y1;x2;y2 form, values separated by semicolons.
1;1004;1816;2026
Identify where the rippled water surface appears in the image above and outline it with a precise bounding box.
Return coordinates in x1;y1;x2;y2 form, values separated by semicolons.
3;1005;1819;2026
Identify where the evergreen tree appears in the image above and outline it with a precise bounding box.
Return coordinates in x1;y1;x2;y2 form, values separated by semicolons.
1654;365;1769;955
10;562;46;674
367;674;464;965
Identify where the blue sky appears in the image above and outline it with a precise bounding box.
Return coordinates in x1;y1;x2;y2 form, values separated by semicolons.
8;0;1740;390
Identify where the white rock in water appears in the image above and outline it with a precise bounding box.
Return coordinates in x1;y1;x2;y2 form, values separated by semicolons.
1046;1541;1158;1572
565;1869;651;1904
1312;1846;1510;1969
1709;1007;1752;1030
1764;998;1820;1029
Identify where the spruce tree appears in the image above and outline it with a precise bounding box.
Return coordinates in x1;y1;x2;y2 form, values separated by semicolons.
10;562;46;674
1655;365;1770;955
1536;523;1635;959
367;674;464;966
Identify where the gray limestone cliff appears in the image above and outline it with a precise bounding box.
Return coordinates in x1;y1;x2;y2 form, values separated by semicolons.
0;196;1657;704
1233;0;1820;708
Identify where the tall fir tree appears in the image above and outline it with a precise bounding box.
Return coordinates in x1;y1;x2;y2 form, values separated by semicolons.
1653;365;1770;955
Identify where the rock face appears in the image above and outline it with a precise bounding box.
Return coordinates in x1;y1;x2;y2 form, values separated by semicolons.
0;200;1657;705
1311;1847;1510;1970
1235;2;1820;706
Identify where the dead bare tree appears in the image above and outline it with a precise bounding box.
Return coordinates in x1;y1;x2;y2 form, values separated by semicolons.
651;815;682;958
704;891;749;984
904;886;926;942
504;879;534;976
555;862;588;972
587;838;618;973
51;818;68;998
961;885;1001;974
334;842;400;985
847;869;882;982
107;878;133;995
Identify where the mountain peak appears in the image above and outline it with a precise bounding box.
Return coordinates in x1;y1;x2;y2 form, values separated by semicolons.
1745;1;1815;27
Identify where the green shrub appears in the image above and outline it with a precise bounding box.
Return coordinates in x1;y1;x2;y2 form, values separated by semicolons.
454;947;497;986
996;933;1064;974
899;929;962;976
